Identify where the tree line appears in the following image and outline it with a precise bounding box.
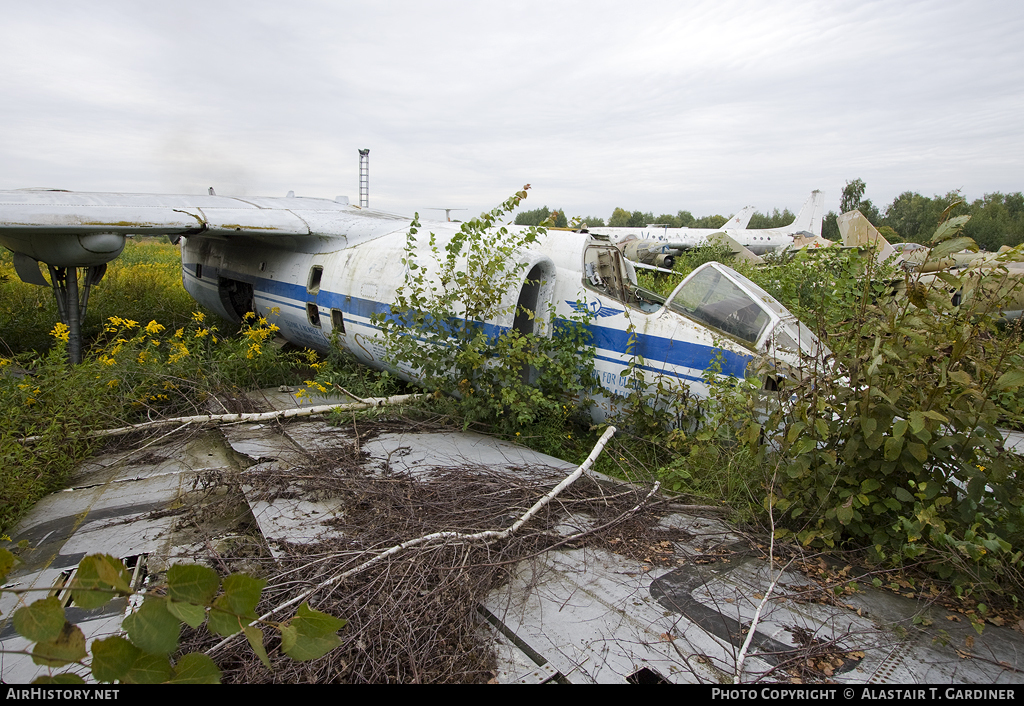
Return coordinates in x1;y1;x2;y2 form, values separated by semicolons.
514;205;795;229
515;181;1024;252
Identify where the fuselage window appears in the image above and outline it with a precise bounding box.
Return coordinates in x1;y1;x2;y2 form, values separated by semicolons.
331;308;345;334
307;303;321;328
307;265;323;295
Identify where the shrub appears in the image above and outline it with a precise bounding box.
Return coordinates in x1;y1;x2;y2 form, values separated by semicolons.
755;218;1024;592
370;188;595;435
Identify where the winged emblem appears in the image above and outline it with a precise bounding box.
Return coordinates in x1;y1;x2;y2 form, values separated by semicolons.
567;300;623;318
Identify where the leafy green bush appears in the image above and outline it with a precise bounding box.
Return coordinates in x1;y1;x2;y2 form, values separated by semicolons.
0;310;341;533
0;239;200;356
370;188;595;435
753;218;1024;593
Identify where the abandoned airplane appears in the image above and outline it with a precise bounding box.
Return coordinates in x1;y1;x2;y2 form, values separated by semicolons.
0;187;829;415
588;190;826;260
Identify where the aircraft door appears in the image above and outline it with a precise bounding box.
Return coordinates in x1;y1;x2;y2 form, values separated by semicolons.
506;252;556;337
513;265;543;336
306;264;323;329
509;256;556;385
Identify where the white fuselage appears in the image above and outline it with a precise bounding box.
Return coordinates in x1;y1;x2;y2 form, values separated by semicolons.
0;189;823;421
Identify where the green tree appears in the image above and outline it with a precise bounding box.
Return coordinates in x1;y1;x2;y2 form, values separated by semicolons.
693;214;728;229
961;192;1024;251
881;191;961;244
839;179;883;226
608;207;631;227
653;213;681;228
822;211;840;241
627;210;654;227
840;178;867;214
748;208;795;229
514;206;552;227
371;188;595;431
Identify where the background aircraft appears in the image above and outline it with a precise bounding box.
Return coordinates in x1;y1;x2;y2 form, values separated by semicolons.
587;190;825;259
838;209;1024;320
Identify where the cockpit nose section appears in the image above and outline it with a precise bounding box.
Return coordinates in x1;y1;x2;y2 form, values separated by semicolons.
666;262;831;370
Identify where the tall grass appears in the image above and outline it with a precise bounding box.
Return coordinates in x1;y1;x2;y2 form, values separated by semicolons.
0;238;197;356
0;239;359;532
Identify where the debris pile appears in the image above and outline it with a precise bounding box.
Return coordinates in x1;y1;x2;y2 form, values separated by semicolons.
177;434;664;683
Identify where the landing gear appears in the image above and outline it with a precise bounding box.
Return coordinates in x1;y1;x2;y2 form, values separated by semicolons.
46;264;107;364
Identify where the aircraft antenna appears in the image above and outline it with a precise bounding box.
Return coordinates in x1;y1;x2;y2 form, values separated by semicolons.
358;149;370;208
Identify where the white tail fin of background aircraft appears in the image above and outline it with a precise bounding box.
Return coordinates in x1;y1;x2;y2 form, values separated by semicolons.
720;205;755;230
787;189;825;238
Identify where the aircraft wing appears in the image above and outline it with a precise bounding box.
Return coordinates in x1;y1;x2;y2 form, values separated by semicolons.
0;189;411;266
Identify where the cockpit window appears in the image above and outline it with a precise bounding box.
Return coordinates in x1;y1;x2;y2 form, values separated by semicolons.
583;245;663;312
584;246;629;301
668;266;771;346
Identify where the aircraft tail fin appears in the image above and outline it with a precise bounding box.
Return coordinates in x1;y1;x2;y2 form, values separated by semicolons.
789;190;825;237
837;210;895;262
723;206;755;230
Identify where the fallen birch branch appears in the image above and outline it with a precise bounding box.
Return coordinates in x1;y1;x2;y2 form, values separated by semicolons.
206;424;618;657
21;393;425;443
734;474;793;683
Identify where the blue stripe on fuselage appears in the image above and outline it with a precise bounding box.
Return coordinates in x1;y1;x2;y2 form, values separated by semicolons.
184;263;752;381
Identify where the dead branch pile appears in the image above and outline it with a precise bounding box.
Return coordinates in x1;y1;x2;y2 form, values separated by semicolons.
178;433;667;683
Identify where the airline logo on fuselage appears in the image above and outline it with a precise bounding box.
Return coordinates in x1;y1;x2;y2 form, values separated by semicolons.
567;300;624;318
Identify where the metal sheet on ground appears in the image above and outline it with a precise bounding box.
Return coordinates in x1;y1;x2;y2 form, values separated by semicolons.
2;415;1023;684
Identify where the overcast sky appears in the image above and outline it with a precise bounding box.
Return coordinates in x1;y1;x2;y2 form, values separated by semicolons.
1;1;1021;221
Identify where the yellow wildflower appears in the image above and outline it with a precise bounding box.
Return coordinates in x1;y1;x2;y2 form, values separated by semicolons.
50;322;70;342
145;320;165;335
106;317;139;332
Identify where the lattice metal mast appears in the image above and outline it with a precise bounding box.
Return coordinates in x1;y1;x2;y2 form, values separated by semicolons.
358;149;369;208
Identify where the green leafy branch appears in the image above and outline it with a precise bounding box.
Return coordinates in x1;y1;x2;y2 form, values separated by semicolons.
370;187;596;433
1;550;346;684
